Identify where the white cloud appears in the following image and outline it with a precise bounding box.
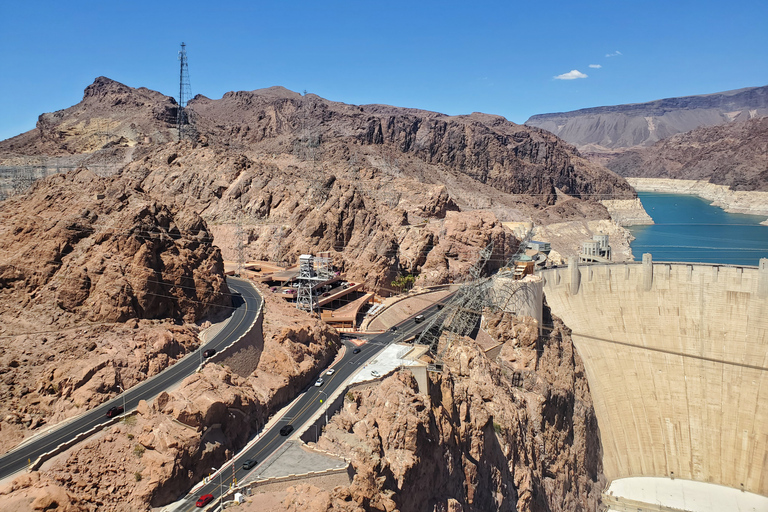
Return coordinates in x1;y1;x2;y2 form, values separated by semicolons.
554;69;588;80
589;64;602;69
606;50;622;57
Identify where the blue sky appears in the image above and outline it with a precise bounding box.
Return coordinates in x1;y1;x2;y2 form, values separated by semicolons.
1;0;767;141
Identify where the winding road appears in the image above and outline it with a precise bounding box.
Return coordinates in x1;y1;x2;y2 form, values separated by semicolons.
0;275;449;511
175;298;449;510
0;277;262;480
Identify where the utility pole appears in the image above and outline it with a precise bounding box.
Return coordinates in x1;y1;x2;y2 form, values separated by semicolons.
117;385;126;415
235;213;245;276
177;42;192;141
318;390;328;426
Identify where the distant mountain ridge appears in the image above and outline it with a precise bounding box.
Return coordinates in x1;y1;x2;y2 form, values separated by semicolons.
605;115;768;191
525;85;768;151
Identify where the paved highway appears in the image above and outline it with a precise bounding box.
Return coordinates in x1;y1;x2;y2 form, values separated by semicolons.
0;277;262;480
176;298;451;510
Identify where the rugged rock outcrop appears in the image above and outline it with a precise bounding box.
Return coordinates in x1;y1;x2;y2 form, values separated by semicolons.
0;167;230;331
0;166;230;453
1;78;636;289
0;290;340;511
525;85;768;152
307;312;603;512
605;116;768;191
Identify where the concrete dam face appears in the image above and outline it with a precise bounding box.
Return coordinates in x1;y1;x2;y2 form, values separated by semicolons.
539;257;768;502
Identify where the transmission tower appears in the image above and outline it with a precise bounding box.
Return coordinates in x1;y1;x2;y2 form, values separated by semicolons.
177;42;192;141
414;242;495;371
296;255;320;313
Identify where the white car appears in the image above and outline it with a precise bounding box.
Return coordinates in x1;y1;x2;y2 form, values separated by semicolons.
314;378;324;387
326;369;336;375
371;370;380;377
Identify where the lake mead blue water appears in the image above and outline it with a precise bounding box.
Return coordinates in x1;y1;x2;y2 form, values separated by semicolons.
628;192;768;266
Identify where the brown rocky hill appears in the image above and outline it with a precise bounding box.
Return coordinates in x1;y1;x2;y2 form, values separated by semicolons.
0;290;340;511
0;167;231;456
0;76;178;156
303;312;602;512
2;77;635;289
0;167;231;333
603;116;768;191
525;85;768;152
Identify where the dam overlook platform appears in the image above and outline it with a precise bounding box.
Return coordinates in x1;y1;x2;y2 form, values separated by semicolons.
538;256;768;510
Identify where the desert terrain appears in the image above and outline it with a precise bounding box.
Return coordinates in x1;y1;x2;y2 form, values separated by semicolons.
0;77;636;510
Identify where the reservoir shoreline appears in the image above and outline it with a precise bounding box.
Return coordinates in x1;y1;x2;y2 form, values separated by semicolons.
626;177;768;225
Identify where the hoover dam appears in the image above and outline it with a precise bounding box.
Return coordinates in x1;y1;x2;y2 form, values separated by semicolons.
539;256;768;510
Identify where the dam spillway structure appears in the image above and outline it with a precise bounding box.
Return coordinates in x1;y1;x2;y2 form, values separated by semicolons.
539;256;768;511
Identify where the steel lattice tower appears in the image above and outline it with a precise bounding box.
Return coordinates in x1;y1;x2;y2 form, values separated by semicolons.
414;227;538;372
177;42;192;141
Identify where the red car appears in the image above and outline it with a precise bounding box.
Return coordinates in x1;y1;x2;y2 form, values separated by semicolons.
106;406;124;418
196;494;214;507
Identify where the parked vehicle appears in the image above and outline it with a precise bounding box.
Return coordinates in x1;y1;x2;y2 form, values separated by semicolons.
106;406;124;418
196;494;214;507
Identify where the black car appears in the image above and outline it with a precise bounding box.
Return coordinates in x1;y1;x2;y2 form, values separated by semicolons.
390;326;398;332
106;406;124;418
203;348;216;358
242;459;257;470
352;348;361;354
279;425;294;436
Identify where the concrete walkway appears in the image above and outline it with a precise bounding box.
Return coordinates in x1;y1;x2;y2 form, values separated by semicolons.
605;477;768;512
243;441;346;482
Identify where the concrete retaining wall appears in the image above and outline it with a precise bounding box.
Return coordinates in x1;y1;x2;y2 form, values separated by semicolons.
207;280;264;378
239;465;353;495
29;413;134;471
539;257;768;496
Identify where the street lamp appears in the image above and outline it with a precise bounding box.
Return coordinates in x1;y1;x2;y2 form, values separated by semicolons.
318;390;328;427
211;467;222;497
312;424;318;443
117;385;126;416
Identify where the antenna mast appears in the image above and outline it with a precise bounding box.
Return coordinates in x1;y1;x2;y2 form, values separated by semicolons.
177;42;192;141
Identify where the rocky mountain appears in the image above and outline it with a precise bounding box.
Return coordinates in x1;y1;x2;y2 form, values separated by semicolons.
525;85;768;152
603;116;768;191
0;167;230;332
1;77;635;290
0;76;178;156
0;77;626;511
